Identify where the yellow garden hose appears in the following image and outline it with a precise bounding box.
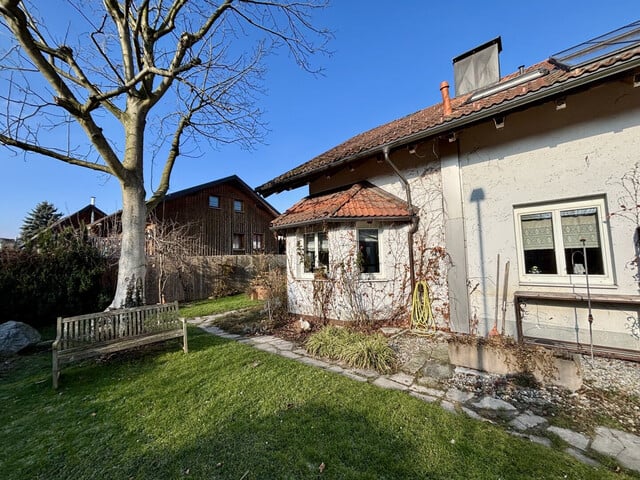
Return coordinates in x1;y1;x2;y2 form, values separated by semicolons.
411;280;435;332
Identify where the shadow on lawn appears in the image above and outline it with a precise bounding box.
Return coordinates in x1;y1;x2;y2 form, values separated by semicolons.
118;402;420;479
8;329;619;480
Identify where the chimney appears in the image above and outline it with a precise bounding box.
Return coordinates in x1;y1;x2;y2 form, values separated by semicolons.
90;196;96;224
453;37;502;96
440;81;452;116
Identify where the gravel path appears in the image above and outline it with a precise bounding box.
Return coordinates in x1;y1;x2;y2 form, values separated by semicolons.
391;332;640;434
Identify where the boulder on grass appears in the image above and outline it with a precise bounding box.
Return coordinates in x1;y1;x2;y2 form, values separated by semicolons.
0;321;42;355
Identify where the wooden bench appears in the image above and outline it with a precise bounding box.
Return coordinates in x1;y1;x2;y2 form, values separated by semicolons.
52;301;188;389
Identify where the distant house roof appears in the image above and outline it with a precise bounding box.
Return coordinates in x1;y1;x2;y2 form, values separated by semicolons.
0;238;17;250
162;175;279;217
271;182;413;230
257;33;640;196
51;203;107;231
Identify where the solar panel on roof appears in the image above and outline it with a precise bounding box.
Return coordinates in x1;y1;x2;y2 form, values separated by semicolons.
550;20;640;70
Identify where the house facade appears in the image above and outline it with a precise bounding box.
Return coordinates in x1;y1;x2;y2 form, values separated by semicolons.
258;23;640;359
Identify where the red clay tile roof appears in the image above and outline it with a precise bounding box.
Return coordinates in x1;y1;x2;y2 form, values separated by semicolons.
271;182;413;229
258;45;640;196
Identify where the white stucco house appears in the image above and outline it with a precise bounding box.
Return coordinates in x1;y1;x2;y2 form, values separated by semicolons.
257;22;640;360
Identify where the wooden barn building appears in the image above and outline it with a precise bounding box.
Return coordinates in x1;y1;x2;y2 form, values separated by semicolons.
93;175;281;256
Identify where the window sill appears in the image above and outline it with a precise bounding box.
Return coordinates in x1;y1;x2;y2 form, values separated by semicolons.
518;278;617;289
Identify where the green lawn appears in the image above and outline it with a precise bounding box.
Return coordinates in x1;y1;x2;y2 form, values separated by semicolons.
179;293;261;318
0;328;633;479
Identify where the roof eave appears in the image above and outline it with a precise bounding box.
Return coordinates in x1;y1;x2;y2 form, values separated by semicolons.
257;56;640;196
270;215;414;231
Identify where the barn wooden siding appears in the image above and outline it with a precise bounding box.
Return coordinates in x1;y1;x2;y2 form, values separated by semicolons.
154;181;278;256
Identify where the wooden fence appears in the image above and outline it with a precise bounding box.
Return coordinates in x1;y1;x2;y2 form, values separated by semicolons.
144;254;285;304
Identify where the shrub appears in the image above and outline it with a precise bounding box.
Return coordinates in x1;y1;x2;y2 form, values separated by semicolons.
342;334;398;374
0;228;112;327
305;326;352;359
305;326;397;374
249;262;289;330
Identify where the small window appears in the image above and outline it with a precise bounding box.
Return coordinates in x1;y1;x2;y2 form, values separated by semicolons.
303;232;329;273
515;197;612;285
358;229;380;273
234;199;244;212
232;233;245;251
252;233;264;251
208;195;220;208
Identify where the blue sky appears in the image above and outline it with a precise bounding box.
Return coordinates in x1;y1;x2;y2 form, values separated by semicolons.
1;1;637;238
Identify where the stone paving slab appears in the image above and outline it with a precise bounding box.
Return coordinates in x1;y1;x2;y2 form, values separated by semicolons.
565;447;600;468
409;391;439;403
591;427;640;472
509;413;547;431
547;426;590;451
249;335;279;344
388;372;415;386
326;364;346;374
472;396;517;412
409;384;444;398
440;400;457;414
270;339;296;350
461;407;484;421
252;343;278;353
352;368;379;379
298;356;332;369
372;377;408;391
341;371;368;382
201;326;224;335
278;350;302;360
445;387;474;403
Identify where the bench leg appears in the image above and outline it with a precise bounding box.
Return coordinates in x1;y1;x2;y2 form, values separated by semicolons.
182;320;189;354
52;351;60;389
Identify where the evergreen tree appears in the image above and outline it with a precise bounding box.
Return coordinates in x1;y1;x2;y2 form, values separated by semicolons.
20;201;62;244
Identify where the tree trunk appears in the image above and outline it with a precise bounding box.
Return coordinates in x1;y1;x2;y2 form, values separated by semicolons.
109;102;148;309
109;180;147;308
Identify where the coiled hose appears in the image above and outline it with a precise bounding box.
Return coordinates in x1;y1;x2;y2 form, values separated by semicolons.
410;280;435;332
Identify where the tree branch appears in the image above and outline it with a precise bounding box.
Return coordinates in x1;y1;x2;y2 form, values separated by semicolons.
0;133;111;174
152;0;234;100
146;111;193;210
0;0;126;179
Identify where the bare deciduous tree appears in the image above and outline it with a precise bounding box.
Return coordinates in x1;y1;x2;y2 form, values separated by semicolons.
145;213;198;304
0;0;330;308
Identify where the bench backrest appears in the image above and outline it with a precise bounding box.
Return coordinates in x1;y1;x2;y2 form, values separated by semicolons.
55;302;181;350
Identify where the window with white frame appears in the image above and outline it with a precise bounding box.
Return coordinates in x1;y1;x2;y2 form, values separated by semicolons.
514;197;612;284
252;233;264;251
358;228;380;273
302;232;328;273
232;233;245;251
